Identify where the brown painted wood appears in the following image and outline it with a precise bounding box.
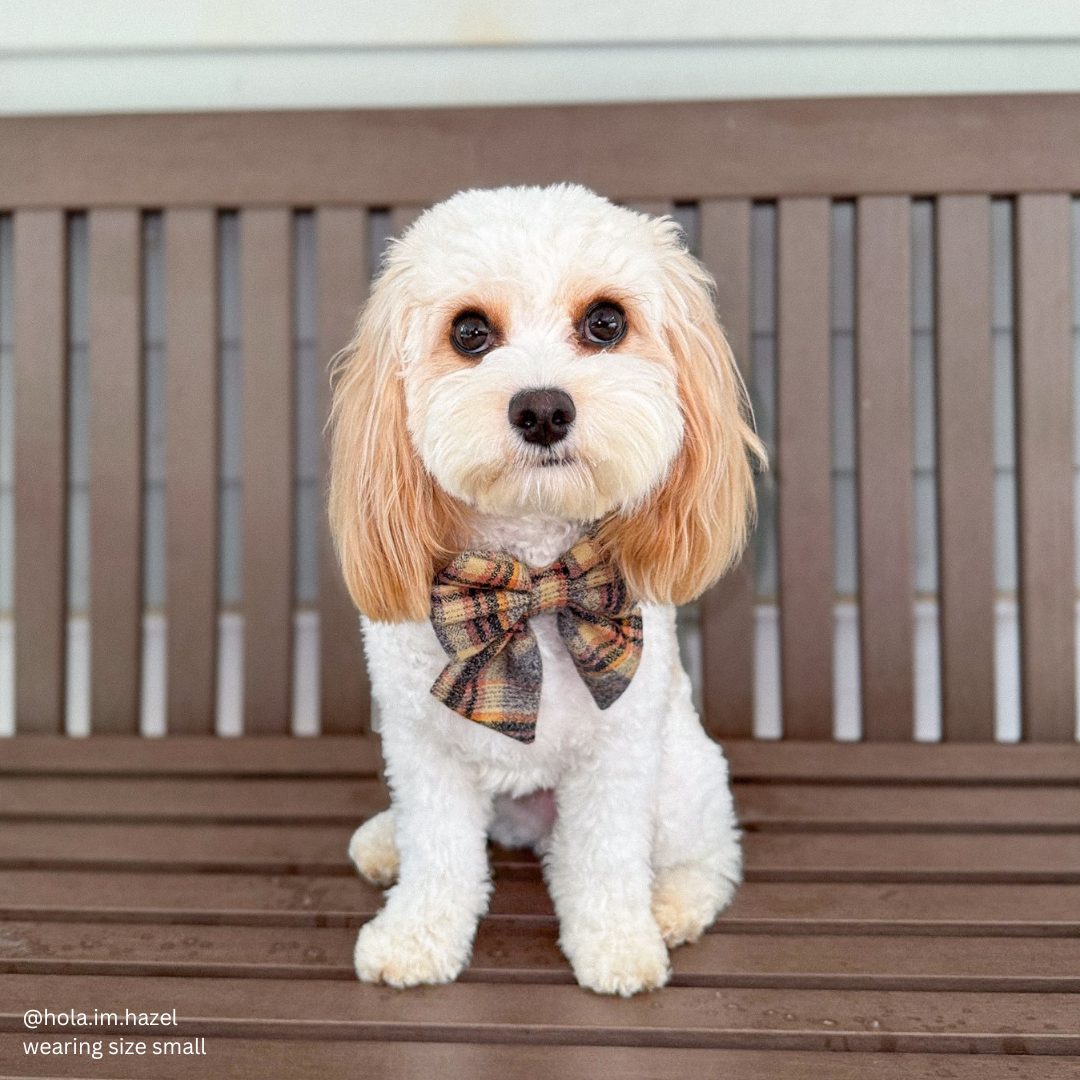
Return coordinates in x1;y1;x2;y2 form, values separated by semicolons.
698;199;755;738
1015;194;1076;743
316;208;369;735
3;870;1080;934
1;973;1078;1053
856;197;914;740
724;739;1080;783
6;920;1080;993
7;737;1080;782
88;209;143;735
390;206;425;235
732;784;1080;832
0;776;387;823
0;736;382;775
0;1040;1070;1080
241;208;295;735
13;211;67;734
6;820;1080;881
5;774;1080;833
777;198;833;738
5;97;1080;209
936;196;995;741
164;209;219;735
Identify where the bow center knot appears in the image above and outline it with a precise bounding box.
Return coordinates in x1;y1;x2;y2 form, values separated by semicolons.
429;529;645;743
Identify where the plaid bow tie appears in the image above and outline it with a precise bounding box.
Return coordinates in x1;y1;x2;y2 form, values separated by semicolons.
429;531;643;743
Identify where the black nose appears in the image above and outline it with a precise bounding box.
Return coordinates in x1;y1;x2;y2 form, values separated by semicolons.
508;388;576;447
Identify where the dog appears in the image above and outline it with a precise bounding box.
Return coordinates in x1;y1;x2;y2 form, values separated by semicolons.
328;183;763;996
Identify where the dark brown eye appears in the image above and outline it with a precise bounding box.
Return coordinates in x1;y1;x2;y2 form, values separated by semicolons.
451;312;493;356
582;301;626;345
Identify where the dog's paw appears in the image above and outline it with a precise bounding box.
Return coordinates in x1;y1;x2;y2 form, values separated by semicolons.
354;912;471;987
561;921;670;997
651;863;738;948
348;810;400;887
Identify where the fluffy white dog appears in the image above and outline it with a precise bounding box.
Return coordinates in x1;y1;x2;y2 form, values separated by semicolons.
329;184;763;996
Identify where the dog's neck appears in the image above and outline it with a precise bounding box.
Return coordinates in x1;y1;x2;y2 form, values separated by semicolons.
465;513;589;569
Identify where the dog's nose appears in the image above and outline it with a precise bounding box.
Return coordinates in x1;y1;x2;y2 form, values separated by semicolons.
508;388;576;446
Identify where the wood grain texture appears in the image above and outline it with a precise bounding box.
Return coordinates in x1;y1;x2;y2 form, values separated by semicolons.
1014;194;1076;742
164;209;219;735
855;197;914;740
0;1040;1070;1080
776;198;833;738
1;973;1078;1053
316;208;369;734
698;199;755;738
241;208;294;735
5;97;1080;208
88;209;143;735
935;196;995;741
13;211;67;734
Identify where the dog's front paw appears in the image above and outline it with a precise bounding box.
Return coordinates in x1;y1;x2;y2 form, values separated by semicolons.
652;863;738;948
348;810;400;887
354;911;471;987
561;921;670;997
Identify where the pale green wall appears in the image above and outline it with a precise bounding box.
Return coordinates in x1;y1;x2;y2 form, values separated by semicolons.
3;1;1080;114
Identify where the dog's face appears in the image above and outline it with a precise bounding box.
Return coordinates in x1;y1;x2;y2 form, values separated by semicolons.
397;188;684;521
330;185;763;622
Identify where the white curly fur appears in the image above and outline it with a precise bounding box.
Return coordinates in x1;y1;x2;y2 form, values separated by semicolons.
338;185;751;996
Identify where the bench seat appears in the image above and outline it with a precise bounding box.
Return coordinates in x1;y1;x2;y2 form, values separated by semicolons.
0;737;1077;1077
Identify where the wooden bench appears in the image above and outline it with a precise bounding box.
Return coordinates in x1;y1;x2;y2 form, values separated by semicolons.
0;95;1079;1077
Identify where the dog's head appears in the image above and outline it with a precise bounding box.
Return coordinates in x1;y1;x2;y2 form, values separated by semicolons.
329;184;764;621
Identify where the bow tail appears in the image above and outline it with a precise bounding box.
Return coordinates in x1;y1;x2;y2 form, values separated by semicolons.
558;609;644;711
430;632;544;744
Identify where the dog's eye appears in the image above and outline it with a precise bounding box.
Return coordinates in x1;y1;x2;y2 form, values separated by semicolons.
451;312;493;356
581;301;627;346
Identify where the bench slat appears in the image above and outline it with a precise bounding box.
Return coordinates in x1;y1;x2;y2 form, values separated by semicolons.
13;211;68;735
856;197;915;740
1;973;1077;1053
88;209;143;736
936;195;996;740
240;208;295;735
316;207;370;735
164;209;219;735
5;921;1080;993
4;823;1080;880
1015;193;1076;742
777;198;834;739
4;776;1080;832
0;1038;1069;1080
699;198;756;738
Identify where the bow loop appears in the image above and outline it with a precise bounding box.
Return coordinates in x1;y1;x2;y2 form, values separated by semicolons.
429;531;643;743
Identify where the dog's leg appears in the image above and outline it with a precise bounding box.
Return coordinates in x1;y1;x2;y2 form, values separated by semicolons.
353;747;493;987
543;730;670;996
651;664;742;948
349;808;399;887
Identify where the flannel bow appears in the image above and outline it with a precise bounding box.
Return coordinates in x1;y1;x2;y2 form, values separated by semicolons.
429;531;643;743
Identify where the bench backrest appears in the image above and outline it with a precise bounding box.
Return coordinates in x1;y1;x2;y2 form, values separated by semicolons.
1;95;1076;741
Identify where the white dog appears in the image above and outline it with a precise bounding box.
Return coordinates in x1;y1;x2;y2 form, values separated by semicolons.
328;184;763;996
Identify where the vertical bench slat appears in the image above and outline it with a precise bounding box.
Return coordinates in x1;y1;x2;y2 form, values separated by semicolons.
936;196;995;741
698;199;755;737
855;196;915;740
88;209;143;734
241;209;294;735
1015;193;1076;742
777;198;834;739
391;207;425;236
13;211;67;734
164;209;219;735
316;208;370;734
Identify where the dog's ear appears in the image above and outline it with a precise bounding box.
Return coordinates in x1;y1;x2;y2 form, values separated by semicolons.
328;265;463;622
600;234;765;605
